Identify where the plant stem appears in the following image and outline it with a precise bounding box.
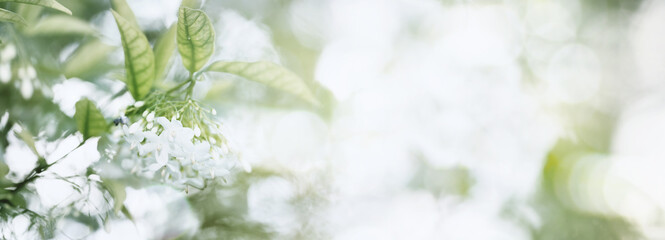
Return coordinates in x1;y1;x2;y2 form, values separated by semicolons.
185;72;196;99
12;141;85;193
166;80;190;94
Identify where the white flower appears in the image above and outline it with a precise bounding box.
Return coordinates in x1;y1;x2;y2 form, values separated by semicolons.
175;178;204;190
146;111;155;122
193;125;201;137
193;151;232;179
0;63;10;83
1;44;16;62
140;132;170;172
133;101;145;107
20;77;33;99
155;117;194;145
122;121;145;149
185;141;210;165
0;112;8;129
26;66;36;79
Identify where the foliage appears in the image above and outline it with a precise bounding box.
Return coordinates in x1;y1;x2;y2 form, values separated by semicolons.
0;0;323;238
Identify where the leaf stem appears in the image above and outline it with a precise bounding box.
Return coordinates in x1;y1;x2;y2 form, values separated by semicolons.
166;80;190;94
185;72;196;99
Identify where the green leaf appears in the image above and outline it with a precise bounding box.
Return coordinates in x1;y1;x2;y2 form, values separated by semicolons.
101;179;126;213
112;10;155;100
177;7;214;73
0;8;26;26
25;15;96;36
74;98;107;141
13;123;39;157
0;162;9;179
180;0;203;8
206;61;320;105
63;39;116;79
0;0;72;15
110;0;137;27
154;23;177;82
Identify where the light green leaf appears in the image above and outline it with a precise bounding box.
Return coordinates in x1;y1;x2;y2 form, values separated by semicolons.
0;0;72;15
25;15;96;36
0;8;27;26
101;179;126;213
110;0;137;27
180;0;203;8
64;39;116;79
112;10;155;100
206;61;320;105
154;24;177;82
74;98;108;141
177;7;214;73
13;123;39;157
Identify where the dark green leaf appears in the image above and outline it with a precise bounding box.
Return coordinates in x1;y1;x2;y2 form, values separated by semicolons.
177;7;214;73
0;0;72;15
73;98;107;141
206;61;320;105
112;10;155;100
0;164;7;178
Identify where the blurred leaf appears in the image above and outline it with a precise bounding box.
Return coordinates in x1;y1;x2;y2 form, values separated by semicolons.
15;3;41;25
154;23;177;82
206;61;320;106
101;179;125;213
0;162;8;178
13;123;39;156
25;15;95;36
0;8;27;26
0;0;72;15
180;0;203;8
63;39;116;79
110;0;136;26
74;98;107;141
177;7;214;73
9;193;25;208
112;10;155;100
121;205;133;221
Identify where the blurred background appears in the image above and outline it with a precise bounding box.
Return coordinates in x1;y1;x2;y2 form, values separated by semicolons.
3;0;665;239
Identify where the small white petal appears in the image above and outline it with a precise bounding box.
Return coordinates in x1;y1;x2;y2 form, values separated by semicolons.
26;66;36;79
241;158;252;173
146;112;155;122
193;125;201;137
155;117;170;128
1;44;16;61
88;174;102;182
0;63;11;83
20;78;33;99
0;111;9;129
211;109;217;115
133;101;145;107
17;67;27;80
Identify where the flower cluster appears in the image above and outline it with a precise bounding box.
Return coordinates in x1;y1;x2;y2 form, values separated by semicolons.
120;110;242;190
1;43;42;99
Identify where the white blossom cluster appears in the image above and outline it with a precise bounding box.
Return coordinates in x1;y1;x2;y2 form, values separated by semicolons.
120;115;242;189
0;43;43;99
